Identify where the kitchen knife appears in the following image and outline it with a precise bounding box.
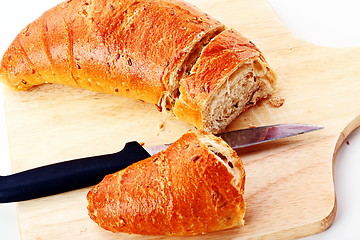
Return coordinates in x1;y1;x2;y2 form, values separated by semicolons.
0;123;323;203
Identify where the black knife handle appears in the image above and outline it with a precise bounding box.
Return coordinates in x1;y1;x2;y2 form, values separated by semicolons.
0;141;150;203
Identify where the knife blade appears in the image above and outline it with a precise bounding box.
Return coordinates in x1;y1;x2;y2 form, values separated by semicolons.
145;123;323;155
0;123;323;203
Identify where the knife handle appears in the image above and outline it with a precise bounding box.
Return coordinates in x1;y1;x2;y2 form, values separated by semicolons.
0;141;150;203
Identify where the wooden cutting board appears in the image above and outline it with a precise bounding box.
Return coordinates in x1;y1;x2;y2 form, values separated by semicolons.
2;0;360;239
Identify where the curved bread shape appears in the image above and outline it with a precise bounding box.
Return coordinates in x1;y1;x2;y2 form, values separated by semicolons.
173;29;276;133
0;0;224;105
0;0;276;133
87;130;246;236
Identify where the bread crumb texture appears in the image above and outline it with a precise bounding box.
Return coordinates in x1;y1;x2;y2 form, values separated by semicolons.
269;95;285;108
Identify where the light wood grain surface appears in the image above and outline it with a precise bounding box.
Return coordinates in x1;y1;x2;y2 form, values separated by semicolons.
2;0;360;239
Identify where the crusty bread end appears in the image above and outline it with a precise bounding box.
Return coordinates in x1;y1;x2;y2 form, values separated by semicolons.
173;29;276;133
87;130;246;236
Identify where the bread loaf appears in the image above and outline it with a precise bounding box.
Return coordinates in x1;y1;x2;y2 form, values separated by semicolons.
0;0;224;105
174;29;276;133
87;130;246;236
0;0;276;133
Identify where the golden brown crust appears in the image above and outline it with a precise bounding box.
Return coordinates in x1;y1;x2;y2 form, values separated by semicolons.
0;0;223;104
0;0;277;133
173;29;276;133
87;130;246;236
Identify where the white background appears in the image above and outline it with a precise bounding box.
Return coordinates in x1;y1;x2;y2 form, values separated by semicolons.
0;0;359;239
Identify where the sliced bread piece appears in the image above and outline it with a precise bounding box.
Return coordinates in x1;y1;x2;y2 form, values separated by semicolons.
173;29;276;133
87;130;246;236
